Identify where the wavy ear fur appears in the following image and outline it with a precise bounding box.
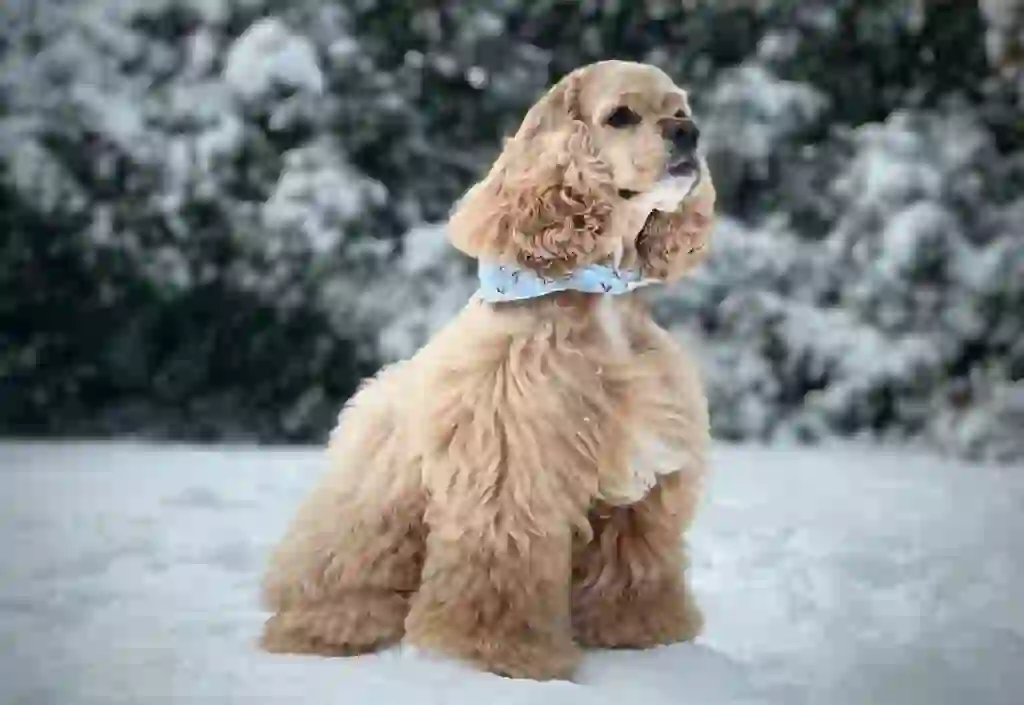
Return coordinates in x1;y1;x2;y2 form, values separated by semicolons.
635;167;716;282
447;69;617;278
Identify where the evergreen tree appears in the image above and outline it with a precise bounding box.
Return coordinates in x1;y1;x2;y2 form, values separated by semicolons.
1;0;1019;458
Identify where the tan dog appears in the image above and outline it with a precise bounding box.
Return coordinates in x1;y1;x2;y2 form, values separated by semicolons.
260;60;717;681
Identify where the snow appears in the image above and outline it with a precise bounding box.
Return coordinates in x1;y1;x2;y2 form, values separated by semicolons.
374;225;477;362
398;223;456;275
5;139;87;213
1;441;1021;705
3;1;1016;462
702;64;826;168
262;140;387;255
223;18;325;100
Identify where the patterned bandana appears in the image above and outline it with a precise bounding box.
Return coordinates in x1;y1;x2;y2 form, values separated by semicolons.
476;262;660;303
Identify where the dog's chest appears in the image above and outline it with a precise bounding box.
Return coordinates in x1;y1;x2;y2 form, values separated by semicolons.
592;298;693;505
594;297;631;355
599;432;691;506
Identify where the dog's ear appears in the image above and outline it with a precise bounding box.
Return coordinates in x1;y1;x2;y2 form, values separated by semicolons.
447;68;617;277
636;162;717;281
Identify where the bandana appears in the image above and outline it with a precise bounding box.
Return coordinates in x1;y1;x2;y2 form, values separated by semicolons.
476;262;659;303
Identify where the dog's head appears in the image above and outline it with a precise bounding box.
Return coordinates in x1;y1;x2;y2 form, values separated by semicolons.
448;60;706;276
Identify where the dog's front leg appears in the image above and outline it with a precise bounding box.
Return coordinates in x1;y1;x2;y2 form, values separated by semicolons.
572;472;703;648
573;313;709;648
404;494;579;680
403;361;597;680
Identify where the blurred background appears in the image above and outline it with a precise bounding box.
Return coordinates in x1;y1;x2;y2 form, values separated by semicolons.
1;0;1021;461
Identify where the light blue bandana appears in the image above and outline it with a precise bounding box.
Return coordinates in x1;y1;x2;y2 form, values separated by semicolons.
476;262;660;303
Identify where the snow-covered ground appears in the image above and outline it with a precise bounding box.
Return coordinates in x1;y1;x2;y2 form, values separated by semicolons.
1;441;1021;705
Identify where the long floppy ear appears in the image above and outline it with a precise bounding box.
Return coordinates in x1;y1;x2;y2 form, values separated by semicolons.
447;68;617;277
636;161;717;281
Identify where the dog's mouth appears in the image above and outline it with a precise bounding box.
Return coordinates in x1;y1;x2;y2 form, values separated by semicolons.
667;155;699;178
617;157;703;215
619;160;702;203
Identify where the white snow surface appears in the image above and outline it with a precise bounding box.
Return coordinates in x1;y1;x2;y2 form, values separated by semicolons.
1;441;1021;705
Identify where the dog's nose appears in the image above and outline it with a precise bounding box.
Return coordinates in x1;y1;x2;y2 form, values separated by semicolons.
663;119;700;152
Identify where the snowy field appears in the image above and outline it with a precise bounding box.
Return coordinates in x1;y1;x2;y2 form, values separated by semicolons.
1;441;1021;705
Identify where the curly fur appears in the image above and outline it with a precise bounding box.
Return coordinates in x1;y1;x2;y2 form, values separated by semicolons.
637;173;716;280
447;68;619;278
260;60;717;681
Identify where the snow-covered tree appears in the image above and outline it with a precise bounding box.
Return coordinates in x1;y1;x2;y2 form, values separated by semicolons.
2;0;1020;459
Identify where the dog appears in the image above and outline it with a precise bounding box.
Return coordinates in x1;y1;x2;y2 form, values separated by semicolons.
260;60;717;681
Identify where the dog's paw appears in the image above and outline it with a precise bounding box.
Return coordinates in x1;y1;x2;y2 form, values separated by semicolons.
574;581;703;649
407;602;580;681
260;595;409;657
410;627;581;681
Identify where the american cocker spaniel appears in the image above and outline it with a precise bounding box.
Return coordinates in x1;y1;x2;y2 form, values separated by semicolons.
260;59;717;681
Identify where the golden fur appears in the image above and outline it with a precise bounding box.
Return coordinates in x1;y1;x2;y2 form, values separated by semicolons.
260;60;717;681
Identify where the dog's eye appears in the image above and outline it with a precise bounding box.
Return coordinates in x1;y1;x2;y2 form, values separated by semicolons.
605;106;641;128
618;189;640;200
674;109;689;119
